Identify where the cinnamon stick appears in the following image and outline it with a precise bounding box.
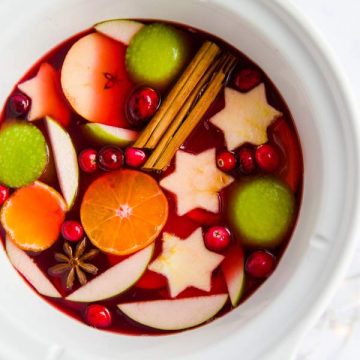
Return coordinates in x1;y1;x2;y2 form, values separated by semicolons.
147;53;237;170
143;55;223;169
133;41;220;149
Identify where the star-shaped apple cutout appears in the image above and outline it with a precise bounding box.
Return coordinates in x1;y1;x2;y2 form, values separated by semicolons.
210;84;282;150
149;228;224;297
160;148;234;216
18;63;70;127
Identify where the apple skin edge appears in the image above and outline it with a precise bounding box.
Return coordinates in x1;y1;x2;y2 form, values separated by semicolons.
5;236;61;298
82;123;138;147
270;117;303;193
221;244;245;306
66;243;154;302
118;294;228;331
135;269;168;290
94;19;144;45
45;116;79;210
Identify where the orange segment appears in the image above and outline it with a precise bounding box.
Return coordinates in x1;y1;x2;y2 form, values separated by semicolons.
1;182;66;252
80;170;168;255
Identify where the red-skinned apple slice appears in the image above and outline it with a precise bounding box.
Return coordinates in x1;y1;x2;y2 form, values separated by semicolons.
118;294;228;330
6;236;61;298
221;245;245;306
186;208;222;226
45;117;79;209
271;118;303;192
135;270;167;290
61;33;133;127
94;19;144;45
18;63;70;127
66;244;154;302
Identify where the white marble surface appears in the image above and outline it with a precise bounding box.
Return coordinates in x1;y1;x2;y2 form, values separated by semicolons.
291;0;360;358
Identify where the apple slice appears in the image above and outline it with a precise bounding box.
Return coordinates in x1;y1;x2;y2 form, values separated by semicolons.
271;118;303;192
94;19;144;45
45;117;79;209
160;149;234;216
6;237;61;298
149;229;224;297
18;63;70;127
61;33;133;127
209;85;282;150
221;245;245;306
82;123;138;147
118;294;228;330
135;269;168;290
66;244;154;302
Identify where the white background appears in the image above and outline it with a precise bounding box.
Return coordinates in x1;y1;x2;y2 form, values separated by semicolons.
292;0;360;359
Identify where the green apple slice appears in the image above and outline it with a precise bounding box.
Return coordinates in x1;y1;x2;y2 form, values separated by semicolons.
82;123;138;147
45;117;79;209
221;245;245;306
66;244;154;302
6;236;61;298
118;294;228;330
94;19;144;45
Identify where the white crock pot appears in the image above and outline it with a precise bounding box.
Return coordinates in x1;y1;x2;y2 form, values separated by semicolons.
0;0;359;359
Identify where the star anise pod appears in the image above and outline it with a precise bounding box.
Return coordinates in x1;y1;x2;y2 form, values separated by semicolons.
48;238;99;289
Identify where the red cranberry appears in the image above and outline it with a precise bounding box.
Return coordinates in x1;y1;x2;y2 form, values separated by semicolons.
9;93;31;116
98;146;123;171
204;226;231;251
84;304;112;328
127;87;160;126
234;68;262;92
61;220;84;242
237;146;256;175
0;185;10;206
245;250;276;279
216;151;236;172
255;144;281;172
125;147;147;168
79;149;98;173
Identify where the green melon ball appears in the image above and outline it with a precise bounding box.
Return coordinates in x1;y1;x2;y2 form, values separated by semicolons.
0;121;48;188
229;177;295;248
126;23;190;89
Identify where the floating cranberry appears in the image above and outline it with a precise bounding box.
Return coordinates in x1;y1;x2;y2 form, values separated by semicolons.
234;68;262;92
125;147;147;168
216;151;236;172
84;304;112;328
79;148;98;173
204;226;231;251
61;220;84;242
127;87;160;126
255;144;281;172
9;93;31;116
245;250;276;279
0;185;10;206
98;146;123;171
237;146;256;175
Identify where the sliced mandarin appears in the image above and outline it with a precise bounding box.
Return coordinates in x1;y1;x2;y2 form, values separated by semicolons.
80;170;168;255
1;181;66;252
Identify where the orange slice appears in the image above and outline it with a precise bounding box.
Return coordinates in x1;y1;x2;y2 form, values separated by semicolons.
1;182;66;252
80;170;168;255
